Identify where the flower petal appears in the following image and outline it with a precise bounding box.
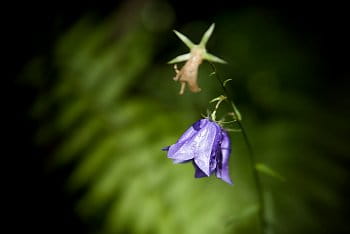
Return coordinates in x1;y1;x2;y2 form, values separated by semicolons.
168;53;191;64
203;53;227;64
193;121;221;176
172;159;190;164
162;146;170;151
192;161;208;178
209;123;223;174
173;30;195;49
216;130;233;184
199;23;215;47
167;119;208;162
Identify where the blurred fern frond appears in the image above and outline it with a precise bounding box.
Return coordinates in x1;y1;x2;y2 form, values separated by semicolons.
26;6;349;234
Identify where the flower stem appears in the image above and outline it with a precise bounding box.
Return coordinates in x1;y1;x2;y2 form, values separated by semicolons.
209;63;266;234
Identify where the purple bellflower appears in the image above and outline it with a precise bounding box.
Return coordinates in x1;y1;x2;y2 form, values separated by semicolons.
163;118;233;184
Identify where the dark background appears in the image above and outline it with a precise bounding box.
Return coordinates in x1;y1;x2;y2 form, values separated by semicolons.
7;0;349;233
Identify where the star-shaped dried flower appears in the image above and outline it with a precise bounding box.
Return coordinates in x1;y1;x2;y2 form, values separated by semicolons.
169;23;227;95
162;118;233;184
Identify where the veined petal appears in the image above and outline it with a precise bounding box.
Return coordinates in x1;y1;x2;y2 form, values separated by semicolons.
193;120;221;176
172;159;191;164
177;119;207;143
209;123;223;174
167;119;208;162
216;130;233;184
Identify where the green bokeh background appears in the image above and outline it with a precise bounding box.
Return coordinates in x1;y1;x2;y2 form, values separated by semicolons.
12;1;349;234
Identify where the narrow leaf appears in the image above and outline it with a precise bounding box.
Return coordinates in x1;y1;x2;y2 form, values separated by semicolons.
224;128;241;132
255;163;286;182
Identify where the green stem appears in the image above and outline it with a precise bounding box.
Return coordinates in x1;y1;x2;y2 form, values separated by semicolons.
209;63;266;234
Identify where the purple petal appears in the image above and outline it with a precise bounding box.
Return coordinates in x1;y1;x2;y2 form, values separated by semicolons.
167;119;209;162
192;161;208;178
216;130;233;184
193;121;221;176
209;123;223;174
172;159;191;164
162;146;170;151
177;119;207;143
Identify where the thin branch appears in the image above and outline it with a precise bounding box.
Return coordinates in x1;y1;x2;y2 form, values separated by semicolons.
209;62;267;234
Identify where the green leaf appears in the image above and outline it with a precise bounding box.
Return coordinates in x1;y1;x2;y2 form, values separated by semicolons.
255;163;286;182
224;128;242;132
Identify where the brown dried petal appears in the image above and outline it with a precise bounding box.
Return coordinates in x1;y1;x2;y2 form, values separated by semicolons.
173;49;204;95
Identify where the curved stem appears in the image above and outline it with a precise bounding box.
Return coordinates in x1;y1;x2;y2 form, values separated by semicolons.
209;63;266;234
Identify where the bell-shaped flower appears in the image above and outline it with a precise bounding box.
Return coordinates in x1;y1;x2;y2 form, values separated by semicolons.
163;118;233;184
168;23;227;95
